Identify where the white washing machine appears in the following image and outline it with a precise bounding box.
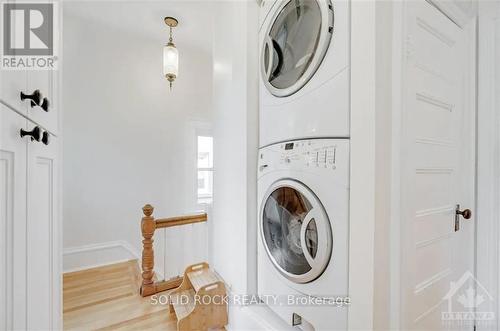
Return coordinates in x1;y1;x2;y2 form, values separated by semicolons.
257;138;349;330
259;0;350;147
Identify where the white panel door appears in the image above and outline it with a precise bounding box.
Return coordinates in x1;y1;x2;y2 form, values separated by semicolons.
401;1;475;330
0;104;28;330
26;127;59;330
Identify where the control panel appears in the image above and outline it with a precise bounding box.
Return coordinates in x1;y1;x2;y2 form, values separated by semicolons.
280;140;337;169
259;139;348;173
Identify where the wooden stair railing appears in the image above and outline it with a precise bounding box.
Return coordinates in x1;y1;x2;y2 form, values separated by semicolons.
140;204;208;297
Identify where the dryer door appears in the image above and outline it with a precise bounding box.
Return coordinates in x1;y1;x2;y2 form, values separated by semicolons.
261;0;333;97
261;179;332;283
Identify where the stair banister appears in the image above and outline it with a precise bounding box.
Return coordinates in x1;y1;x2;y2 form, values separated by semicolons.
140;204;208;297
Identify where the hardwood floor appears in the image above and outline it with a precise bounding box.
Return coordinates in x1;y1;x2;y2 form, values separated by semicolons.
63;260;177;330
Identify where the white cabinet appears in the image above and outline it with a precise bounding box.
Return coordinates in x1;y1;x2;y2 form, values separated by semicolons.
0;0;61;323
1;64;58;134
0;0;60;134
0;71;28;114
0;1;28;114
0;70;58;133
0;104;61;330
0;104;28;330
26;129;60;330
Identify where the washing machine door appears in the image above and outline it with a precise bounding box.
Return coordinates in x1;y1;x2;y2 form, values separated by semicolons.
261;0;333;97
261;179;332;283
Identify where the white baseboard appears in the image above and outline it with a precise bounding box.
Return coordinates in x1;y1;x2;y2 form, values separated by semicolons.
63;240;140;273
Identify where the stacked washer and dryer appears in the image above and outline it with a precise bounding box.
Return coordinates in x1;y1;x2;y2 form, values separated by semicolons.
257;0;350;330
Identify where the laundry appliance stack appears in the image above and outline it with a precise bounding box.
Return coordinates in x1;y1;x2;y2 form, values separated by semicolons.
257;0;351;330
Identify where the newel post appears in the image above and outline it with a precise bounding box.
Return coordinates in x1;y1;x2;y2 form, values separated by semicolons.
140;204;156;296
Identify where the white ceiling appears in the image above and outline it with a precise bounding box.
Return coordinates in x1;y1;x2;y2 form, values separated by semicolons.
63;0;215;53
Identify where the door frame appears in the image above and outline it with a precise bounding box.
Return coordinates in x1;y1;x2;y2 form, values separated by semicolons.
476;3;500;330
389;1;479;329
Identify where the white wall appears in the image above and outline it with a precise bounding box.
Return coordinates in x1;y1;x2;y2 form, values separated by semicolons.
211;0;258;296
62;1;213;274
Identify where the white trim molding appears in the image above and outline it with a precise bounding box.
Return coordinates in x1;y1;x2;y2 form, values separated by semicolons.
348;1;376;329
476;3;500;330
63;240;140;273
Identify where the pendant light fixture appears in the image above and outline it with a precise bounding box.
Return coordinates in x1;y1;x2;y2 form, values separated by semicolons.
163;16;179;90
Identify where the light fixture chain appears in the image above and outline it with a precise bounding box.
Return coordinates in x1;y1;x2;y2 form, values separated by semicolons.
169;26;173;43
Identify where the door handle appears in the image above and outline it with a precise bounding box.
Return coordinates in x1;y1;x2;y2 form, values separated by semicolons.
20;89;42;107
20;126;42;142
20;90;49;111
455;204;472;231
40;97;50;112
41;131;50;145
456;207;472;219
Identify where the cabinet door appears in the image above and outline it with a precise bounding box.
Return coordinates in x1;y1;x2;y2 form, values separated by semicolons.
0;71;28;114
0;0;28;113
26;0;60;134
0;104;28;330
26;129;60;330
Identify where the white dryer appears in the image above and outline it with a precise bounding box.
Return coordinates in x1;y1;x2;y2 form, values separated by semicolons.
259;0;350;147
257;138;349;330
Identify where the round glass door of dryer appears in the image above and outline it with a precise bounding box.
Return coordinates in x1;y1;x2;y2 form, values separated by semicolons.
261;0;334;97
261;180;332;283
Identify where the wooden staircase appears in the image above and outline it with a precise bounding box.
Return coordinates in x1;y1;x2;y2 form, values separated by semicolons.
169;263;228;331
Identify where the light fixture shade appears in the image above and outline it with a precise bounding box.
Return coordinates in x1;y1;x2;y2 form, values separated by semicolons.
163;43;179;78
